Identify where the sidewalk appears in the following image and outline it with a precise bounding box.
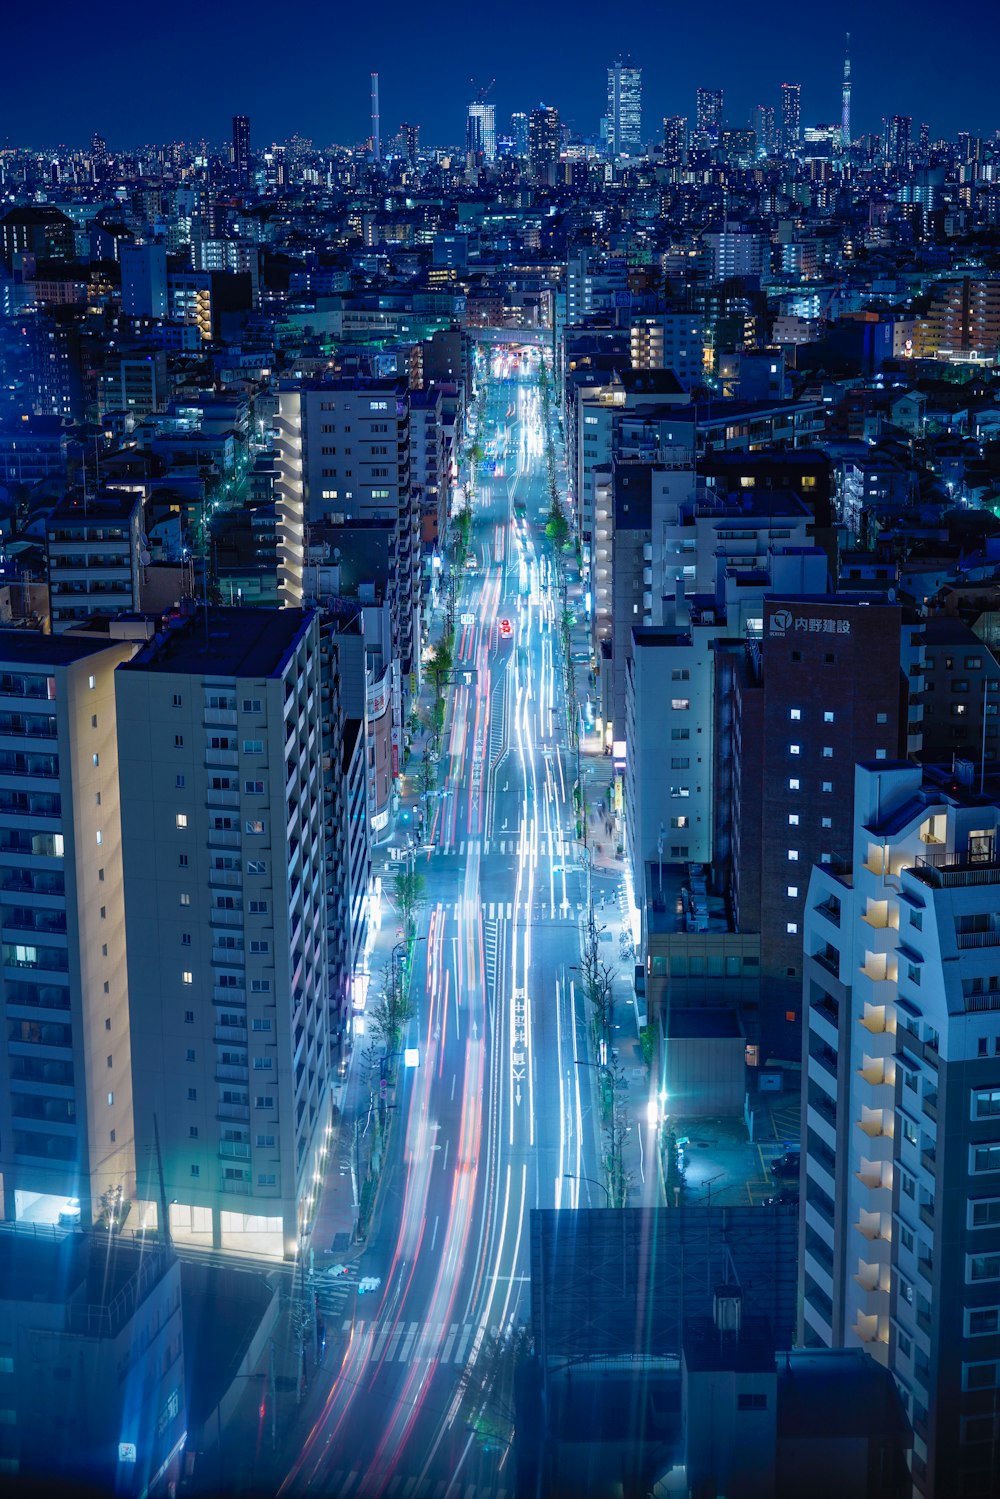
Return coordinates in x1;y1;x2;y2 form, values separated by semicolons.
555;542;659;1207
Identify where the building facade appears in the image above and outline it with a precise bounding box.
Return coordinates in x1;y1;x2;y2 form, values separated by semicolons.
117;608;330;1259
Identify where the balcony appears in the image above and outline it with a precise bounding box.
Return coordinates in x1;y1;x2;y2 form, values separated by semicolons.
920;1146;936;1173
219;1140;250;1160
216;1103;250;1122
957;929;1000;950
215;1063;248;1082
922;1089;938;1121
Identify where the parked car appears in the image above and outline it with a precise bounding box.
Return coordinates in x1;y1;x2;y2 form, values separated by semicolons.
769;1146;801;1180
58;1198;81;1225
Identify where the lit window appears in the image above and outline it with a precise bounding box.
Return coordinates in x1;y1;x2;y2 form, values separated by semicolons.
182;971;193;985
176;813;188;829
95;830;102;846
788;778;800;790
789;708;801;720
786;922;798;934
822;781;832;793
180;893;191;906
789;744;800;756
787;886;798;897
788;814;799;826
876;712;888;724
823;711;834;723
822;746;833;758
107;1091;114;1106
245;819;265;835
821;816;832;828
876;749;887;760
788;849;799;861
671;699;690;711
88;675;96;690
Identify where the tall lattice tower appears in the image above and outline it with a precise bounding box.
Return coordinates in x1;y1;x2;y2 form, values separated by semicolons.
841;33;851;150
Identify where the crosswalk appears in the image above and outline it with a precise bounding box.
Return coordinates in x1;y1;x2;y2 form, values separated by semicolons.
472;901;582;922
443;837;580;859
483;918;498;998
342;1318;482;1367
319;1473;508;1499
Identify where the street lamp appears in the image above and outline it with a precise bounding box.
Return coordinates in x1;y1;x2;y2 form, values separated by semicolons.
563;1172;610;1206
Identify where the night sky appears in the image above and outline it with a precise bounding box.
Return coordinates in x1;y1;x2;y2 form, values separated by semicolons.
5;0;997;150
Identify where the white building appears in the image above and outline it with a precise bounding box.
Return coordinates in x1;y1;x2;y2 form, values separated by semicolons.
0;631;138;1229
45;491;145;633
116;608;330;1259
801;760;1000;1497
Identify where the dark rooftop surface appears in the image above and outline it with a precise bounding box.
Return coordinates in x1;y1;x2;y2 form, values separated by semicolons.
0;629;120;667
121;606;313;679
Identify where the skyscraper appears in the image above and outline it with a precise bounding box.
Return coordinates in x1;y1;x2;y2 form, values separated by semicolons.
466;101;496;164
510;112;529;158
752;104;776;158
528;105;560;183
841;33;852;149
400;122;419;164
695;88;723;146
889;114;911;169
780;83;801;151
232;114;250;188
662;115;687;166
607;58;642;157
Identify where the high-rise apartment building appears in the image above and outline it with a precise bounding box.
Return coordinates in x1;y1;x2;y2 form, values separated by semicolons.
662;115;687;165
607;58;642;157
888;114;912;170
232;114;251;188
0;632;138;1230
466;102;496;164
916;278;1000;361
780;83;801;150
801;761;1000;1498
528;106;561;183
752;104;776;158
274;379;421;709
695;88;723;146
400;122;420;164
510;112;529;158
717;596;918;1060
117;608;330;1260
45;493;144;633
120;241;168;319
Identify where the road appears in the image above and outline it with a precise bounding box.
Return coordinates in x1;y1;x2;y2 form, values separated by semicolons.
281;352;600;1498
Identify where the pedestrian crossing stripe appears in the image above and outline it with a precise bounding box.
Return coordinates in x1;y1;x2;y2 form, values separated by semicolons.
343;1318;487;1367
483;902;579;922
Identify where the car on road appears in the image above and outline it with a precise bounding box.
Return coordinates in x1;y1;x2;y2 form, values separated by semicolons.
358;1275;382;1295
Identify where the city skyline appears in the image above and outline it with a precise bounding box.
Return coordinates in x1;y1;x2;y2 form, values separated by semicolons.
3;0;998;150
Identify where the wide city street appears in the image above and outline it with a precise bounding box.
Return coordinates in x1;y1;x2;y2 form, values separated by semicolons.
281;352;602;1498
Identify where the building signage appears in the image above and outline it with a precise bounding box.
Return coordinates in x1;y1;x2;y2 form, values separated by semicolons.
769;609;851;638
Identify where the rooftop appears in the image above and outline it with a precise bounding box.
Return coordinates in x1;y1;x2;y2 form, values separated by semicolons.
0;629;122;669
121;606;314;680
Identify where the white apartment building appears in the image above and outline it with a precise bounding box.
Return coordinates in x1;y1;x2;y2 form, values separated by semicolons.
629;313;705;389
275;378;420;716
0;632;137;1229
802;760;1000;1498
116;608;330;1259
45;492;144;633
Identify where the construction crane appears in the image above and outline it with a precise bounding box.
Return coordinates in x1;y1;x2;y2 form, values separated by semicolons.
469;77;495;104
